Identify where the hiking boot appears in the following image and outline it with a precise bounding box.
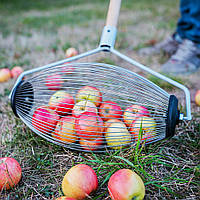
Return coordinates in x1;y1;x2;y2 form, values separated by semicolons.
161;39;200;75
138;33;181;56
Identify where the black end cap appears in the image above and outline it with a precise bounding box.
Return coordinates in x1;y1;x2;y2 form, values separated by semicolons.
10;81;34;118
166;95;179;138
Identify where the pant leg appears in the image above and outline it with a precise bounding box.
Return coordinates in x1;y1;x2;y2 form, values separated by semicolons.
177;0;200;44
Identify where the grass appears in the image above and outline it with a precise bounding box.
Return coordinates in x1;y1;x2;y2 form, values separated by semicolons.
0;0;200;199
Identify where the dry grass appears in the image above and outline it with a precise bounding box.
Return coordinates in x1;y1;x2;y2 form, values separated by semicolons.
0;0;200;199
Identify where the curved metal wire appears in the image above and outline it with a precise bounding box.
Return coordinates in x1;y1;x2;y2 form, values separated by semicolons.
14;63;170;152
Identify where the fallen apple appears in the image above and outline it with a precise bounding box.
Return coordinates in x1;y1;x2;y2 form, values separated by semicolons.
45;74;64;90
123;105;150;127
99;101;123;121
32;105;59;134
49;90;75;116
75;111;104;140
108;169;145;200
0;157;22;190
79;137;103;151
76;86;102;107
195;90;200;106
53;116;77;143
65;47;78;58
62;164;98;200
72;100;98;118
0;68;11;82
55;197;76;200
105;119;131;149
10;66;23;79
129;116;156;142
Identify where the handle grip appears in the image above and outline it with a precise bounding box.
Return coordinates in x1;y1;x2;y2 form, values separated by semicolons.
106;0;122;27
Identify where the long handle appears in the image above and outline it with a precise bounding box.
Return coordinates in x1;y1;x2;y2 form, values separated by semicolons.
106;0;122;27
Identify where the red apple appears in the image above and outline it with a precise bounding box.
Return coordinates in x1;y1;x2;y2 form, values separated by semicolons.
79;137;103;151
195;90;200;106
75;111;104;140
62;164;98;199
65;47;78;58
72;100;97;118
76;86;102;107
129;116;156;142
99;101;122;121
108;169;145;200
45;74;64;90
123;105;150;127
0;68;11;82
53;116;77;143
32;105;59;134
49;91;75;116
10;66;23;79
55;197;76;200
0;157;22;190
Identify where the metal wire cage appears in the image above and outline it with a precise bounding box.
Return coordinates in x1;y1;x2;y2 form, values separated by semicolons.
11;62;178;152
9;0;191;152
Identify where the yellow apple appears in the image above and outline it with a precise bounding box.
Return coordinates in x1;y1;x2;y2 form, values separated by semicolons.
72;100;97;118
195;90;200;106
105;119;131;149
130;116;156;142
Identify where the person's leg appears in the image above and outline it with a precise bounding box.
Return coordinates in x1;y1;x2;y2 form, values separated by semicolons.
177;0;200;45
138;33;180;56
161;0;200;74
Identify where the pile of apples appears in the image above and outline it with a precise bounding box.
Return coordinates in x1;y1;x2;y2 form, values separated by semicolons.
32;84;157;150
56;163;145;200
0;66;23;83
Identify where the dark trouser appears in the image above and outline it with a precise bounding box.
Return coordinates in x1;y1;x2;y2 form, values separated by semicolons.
177;0;200;44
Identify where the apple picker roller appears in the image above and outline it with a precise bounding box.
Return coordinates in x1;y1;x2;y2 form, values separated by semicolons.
9;0;192;152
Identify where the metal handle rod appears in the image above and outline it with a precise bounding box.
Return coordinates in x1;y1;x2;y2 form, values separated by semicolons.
110;48;192;121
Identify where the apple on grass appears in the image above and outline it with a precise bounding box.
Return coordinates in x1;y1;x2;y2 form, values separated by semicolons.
53;116;77;143
55;197;76;200
49;90;75;116
32;105;59;134
0;68;11;82
99;101;123;121
0;157;22;190
72;100;97;118
129;116;156;142
123;105;150;127
195;90;200;106
108;169;145;200
45;74;64;90
65;47;78;58
76;86;102;107
79;137;103;151
62;164;98;200
75;111;104;140
10;66;23;79
105;119;131;149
